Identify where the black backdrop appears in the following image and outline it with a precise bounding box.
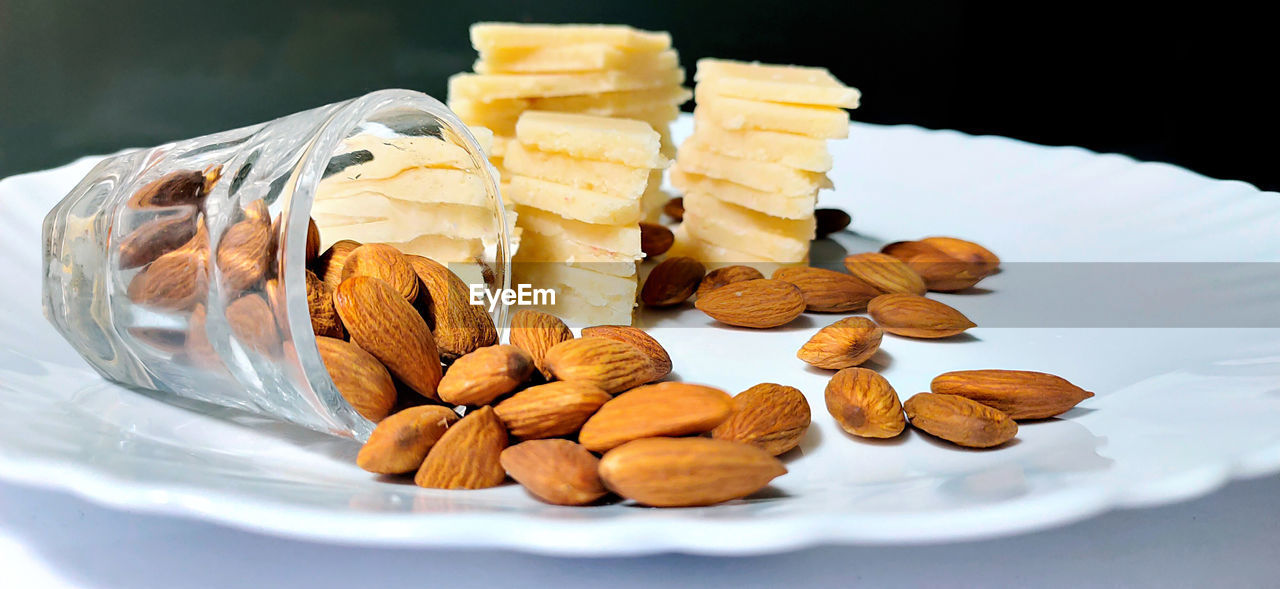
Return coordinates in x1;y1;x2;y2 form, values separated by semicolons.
1;1;1274;190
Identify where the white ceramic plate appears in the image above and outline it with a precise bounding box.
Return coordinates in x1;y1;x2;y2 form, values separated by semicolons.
3;117;1280;556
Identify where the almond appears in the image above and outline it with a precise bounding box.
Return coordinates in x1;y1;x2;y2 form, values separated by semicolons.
797;317;883;369
438;345;534;406
663;196;684;221
641;256;705;307
842;252;927;295
901;255;988;292
407;255;497;360
920;236;1000;275
541;337;655;394
711;383;811;456
639;222;674;257
695;265;764;299
415;405;508;489
867;293;976;338
314;335;397;422
772;266;880;313
127;223;208;310
904;392;1017;448
118;207;198;269
694;278;805;329
126;169;210;209
814;208;851;238
500;439;607;506
333;276;443;400
356;405;458;474
825;367;906;438
226;292;279;356
305;269;345;339
216;217;273;292
581;325;672;381
882;238;997;292
493;381;612;439
509;310;574;379
340;243;419;302
305;217;321;263
312;239;362;288
598;437;786;507
930;369;1094;420
578;382;733;452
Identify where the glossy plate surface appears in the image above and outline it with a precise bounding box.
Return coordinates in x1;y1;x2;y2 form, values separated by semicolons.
2;117;1279;555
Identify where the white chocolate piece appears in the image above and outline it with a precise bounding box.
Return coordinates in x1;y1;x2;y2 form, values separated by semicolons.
670;169;816;220
515;111;666;168
681;192;814;261
696;92;849;139
317;168;490;207
448;67;685;102
695;58;860;108
452;100;680;139
503;143;652;199
311;195;504;243
505;175;640;225
675;143;830;195
666;224;805;274
470;23;671;53
516;263;637;301
476;48;679;74
691;111;832;172
515;205;641;261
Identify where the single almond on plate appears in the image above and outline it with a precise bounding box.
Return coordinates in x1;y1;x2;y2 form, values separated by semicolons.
920;236;1000;275
306;269;345;339
825;367;906;438
882;237;998;291
797;316;883;369
333;276;443;400
356;405;458;474
641;256;705;307
663;196;684;221
216;217;274;293
695;265;764;299
501;439;607;506
128;224;209;311
493;381;612;439
578;382;733;452
542;337;654;394
315;335;397;422
407;255;498;360
694;278;805;329
814;208;851;238
312;239;362;288
904;392;1017;448
930;369;1094;420
581;325;672;381
510;310;574;379
340;243;420;302
598;437;786;507
772;266;880;313
842;252;927;296
639;222;674;257
438;344;534;406
712;383;811;456
415;405;508;489
867;293;976;338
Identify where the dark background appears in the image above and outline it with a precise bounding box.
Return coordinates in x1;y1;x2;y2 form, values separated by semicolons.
1;1;1274;190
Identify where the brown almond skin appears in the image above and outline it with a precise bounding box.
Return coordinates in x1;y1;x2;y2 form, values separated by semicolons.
694;279;805;329
438;345;534;406
127;169;209;209
663;196;684;222
797;316;884;370
930;369;1094;420
842;252;927;296
305;217;321;263
641;256;705;307
313;239;362;288
772;266;880;313
306;270;345;339
712;383;811;456
920;237;1000;275
226;293;280;356
581;325;672;381
868;293;976;338
341;243;420;302
904;392;1017;448
333;276;443;400
578;382;733;452
696;265;764;299
814;208;852;239
356;405;458;474
128;235;208;310
825;367;906;438
415;406;508;489
639;222;675;257
494;381;612;439
501;439;607;506
216;218;274;293
315;336;397;422
118;207;198;269
542;337;655;394
510;310;574;379
882;238;996;292
598;437;786;507
407;255;497;360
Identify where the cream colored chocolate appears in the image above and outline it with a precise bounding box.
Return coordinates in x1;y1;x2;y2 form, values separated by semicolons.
695;58;860;108
669;169;817;220
501;143;652;198
311;196;506;244
515;111;667;168
476;48;679;75
682;193;815;262
448;67;684;102
470;23;672;53
696;91;850;139
675;143;831;195
505;175;640;225
690;111;832;172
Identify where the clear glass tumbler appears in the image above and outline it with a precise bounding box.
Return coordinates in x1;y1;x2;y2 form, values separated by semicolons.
42;89;510;440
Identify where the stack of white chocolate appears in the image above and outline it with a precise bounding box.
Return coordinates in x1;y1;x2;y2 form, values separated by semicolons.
448;22;690;222
507;111;668;326
669;59;859;270
312;127;513;285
